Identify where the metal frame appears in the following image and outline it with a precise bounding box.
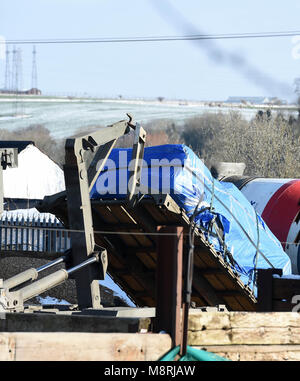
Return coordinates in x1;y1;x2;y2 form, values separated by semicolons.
63;115;146;308
0;253;101;312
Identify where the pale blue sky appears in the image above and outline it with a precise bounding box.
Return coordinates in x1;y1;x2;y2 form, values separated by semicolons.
1;0;300;101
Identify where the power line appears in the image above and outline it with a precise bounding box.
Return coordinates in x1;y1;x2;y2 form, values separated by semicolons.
150;0;295;97
4;47;10;90
0;223;298;245
2;30;300;45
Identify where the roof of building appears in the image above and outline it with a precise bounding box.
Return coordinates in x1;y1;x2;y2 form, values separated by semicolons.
0;141;35;153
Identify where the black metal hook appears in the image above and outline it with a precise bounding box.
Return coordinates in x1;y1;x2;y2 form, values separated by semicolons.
127;113;136;130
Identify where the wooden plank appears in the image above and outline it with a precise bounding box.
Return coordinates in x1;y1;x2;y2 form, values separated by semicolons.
93;204;120;224
149;251;157;263
105;255;124;270
108;205;138;225
215;272;238;289
188;312;230;331
188;311;300;330
206;274;253;311
156;207;184;226
222;296;245;311
0;332;171;361
192;268;226;306
125;246;156;254
94;233;126;268
188;327;300;346
213;273;249;311
197;268;225;275
235;295;257;311
189;312;300;346
229;311;300;328
121;275;145;292
195;247;256;308
96;223;157;301
194;345;300;361
143;203;170;224
93;205;139;247
116;233;141;248
0;333;15;360
136;252;156;269
103;205;142;247
213;273;253;311
128;204;158;234
120;246;157;271
194;248;219;268
192;296;207;307
193;254;210;269
203;274;227;291
119;265;155;292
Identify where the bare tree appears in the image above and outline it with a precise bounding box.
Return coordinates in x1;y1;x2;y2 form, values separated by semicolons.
0;124;65;166
181;111;300;178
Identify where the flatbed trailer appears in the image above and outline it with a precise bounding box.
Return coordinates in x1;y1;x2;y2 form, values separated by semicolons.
38;191;257;311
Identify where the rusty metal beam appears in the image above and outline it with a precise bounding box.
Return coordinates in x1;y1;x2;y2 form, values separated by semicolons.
154;226;183;347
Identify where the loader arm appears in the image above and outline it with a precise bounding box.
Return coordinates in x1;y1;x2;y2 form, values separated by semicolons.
63;115;146;309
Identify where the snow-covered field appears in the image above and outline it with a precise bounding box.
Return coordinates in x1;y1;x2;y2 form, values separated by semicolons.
1;98;295;139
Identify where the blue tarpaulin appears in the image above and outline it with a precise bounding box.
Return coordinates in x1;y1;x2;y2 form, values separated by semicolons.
90;144;291;290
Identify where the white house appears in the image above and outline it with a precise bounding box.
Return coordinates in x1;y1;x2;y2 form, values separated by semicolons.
0;141;65;201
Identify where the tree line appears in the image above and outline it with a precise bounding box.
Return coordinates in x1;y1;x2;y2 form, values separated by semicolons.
1;108;299;178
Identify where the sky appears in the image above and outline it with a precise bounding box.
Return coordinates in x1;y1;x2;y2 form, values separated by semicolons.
1;0;300;101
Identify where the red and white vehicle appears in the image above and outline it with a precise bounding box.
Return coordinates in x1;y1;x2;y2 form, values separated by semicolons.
222;177;300;274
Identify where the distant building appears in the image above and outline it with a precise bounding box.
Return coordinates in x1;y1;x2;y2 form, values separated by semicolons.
0;88;42;95
23;88;42;95
226;96;287;105
226;96;269;104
